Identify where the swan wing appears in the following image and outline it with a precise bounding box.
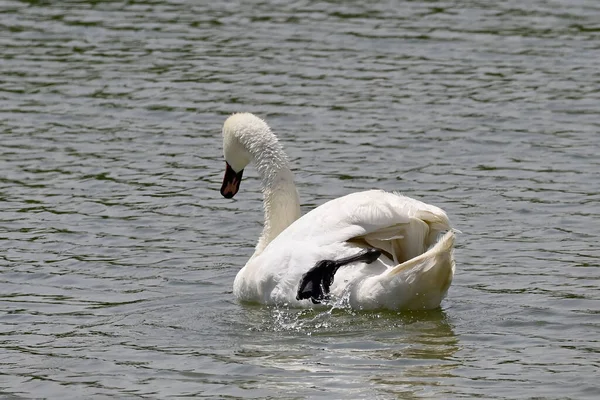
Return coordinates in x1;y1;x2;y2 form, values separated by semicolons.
276;189;450;252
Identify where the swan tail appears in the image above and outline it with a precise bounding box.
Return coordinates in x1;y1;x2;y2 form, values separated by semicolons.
356;231;455;310
388;230;455;277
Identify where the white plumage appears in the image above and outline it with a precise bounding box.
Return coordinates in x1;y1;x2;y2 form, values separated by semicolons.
220;113;456;310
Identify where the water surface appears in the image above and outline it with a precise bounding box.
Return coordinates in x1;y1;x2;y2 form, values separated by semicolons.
1;0;599;398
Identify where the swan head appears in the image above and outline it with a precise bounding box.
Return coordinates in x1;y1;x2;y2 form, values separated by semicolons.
220;113;283;198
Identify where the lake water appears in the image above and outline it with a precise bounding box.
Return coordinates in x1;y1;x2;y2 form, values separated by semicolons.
1;0;599;398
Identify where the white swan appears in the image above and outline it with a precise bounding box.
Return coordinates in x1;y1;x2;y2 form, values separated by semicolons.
220;113;456;310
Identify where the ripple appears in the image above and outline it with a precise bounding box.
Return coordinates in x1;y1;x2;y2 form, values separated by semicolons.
1;0;599;398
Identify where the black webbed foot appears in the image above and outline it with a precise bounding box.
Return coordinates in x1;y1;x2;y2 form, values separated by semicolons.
296;248;381;304
296;260;336;304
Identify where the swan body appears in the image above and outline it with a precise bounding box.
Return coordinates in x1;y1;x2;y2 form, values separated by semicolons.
220;113;456;310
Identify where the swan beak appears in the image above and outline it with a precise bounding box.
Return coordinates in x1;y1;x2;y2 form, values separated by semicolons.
220;162;244;199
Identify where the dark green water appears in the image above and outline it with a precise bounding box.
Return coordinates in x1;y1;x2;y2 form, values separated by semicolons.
1;0;599;398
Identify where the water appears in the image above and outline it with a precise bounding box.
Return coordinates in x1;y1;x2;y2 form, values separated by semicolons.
1;0;599;398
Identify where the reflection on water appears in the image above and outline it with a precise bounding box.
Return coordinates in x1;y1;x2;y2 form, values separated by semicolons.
232;305;460;397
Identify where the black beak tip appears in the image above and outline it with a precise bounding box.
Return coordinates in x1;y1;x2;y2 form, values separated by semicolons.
221;190;234;199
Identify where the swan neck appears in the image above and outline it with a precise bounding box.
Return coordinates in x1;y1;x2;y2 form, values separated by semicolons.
254;167;300;256
235;120;300;257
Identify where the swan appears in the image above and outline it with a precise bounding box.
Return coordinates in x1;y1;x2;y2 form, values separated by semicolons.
220;113;456;310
